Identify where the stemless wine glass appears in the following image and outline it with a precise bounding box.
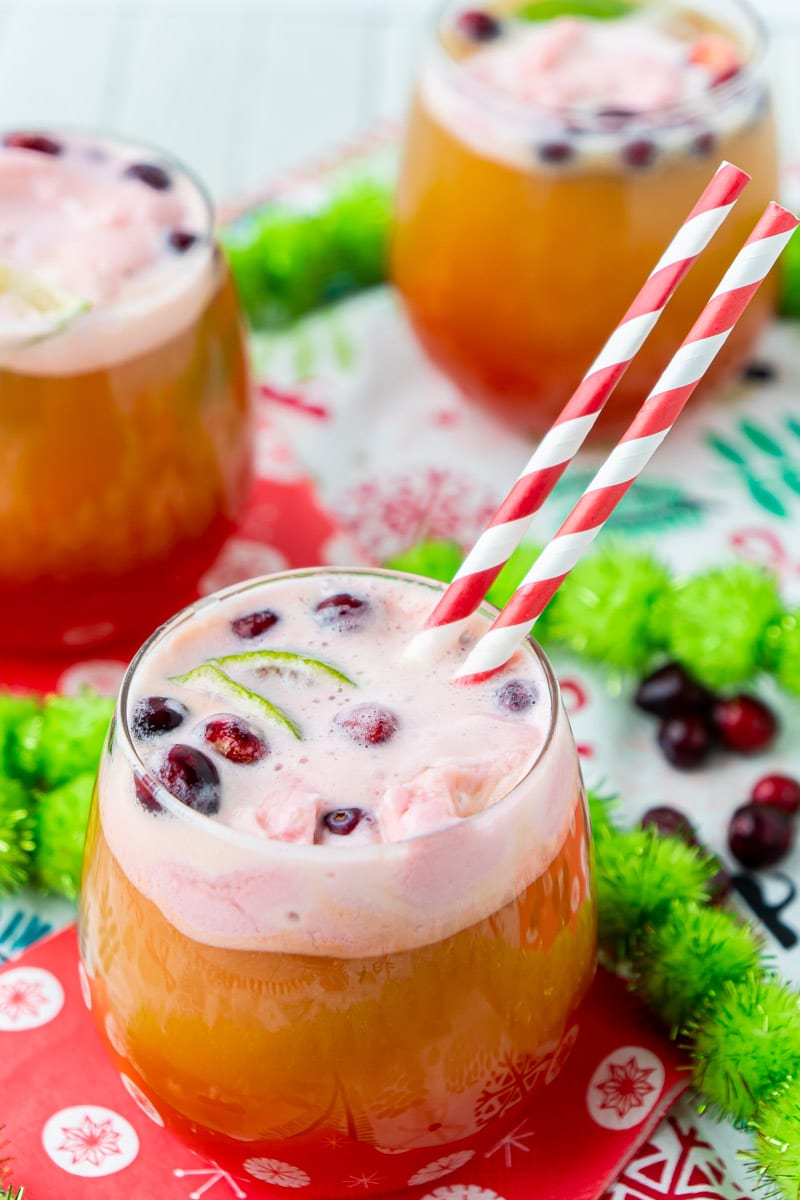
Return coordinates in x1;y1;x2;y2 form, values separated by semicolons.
78;568;596;1199
392;0;779;439
0;129;252;655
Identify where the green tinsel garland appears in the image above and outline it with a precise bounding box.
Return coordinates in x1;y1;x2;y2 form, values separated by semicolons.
589;791;800;1198
386;538;800;695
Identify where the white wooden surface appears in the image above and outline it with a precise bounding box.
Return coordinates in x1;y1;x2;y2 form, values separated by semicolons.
0;0;797;203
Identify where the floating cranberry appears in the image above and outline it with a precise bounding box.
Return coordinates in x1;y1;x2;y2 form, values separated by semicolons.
158;744;221;815
640;805;697;843
750;773;800;816
334;704;398;746
689;129;716;157
713;695;778;754
134;774;163;815
124;161;172;191
168;229;198;253
456;10;502;41
635;661;715;718
3;132;61;155
496;679;538;714
622;139;658;168
204;715;267;764
728;802;794;869
314;593;369;632
537;141;575;164
323;808;364;836
231;609;280;639
657;714;713;770
132;696;187;738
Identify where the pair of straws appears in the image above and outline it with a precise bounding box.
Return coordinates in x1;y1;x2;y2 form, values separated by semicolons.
417;163;798;681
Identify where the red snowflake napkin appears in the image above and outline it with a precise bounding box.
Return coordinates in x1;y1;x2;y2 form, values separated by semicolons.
0;925;717;1200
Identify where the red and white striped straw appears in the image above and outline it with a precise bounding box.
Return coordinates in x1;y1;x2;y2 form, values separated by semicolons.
456;200;799;682
421;161;750;639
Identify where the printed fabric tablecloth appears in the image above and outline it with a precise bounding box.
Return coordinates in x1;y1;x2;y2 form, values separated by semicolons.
3;133;800;1199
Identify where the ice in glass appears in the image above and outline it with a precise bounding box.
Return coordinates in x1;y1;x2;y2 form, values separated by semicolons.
0;130;252;654
79;568;595;1198
392;0;779;438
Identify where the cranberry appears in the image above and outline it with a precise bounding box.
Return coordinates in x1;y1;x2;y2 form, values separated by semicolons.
750;774;800;816
334;704;399;746
640;805;697;843
622;139;658;168
728;802;794;869
168;229;198;252
690;129;716;157
314;593;369;632
537;141;575;164
496;679;538;714
231;609;280;639
3;132;61;155
323;808;364;836
456;10;502;41
596;107;636;124
134;774;163;815
657;714;714;770
742;360;776;383
707;863;733;904
158;745;221;815
204;715;267;764
132;696;187;738
713;695;778;754
634;661;715;718
124;162;172;191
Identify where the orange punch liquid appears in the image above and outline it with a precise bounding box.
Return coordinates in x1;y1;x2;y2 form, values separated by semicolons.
392;0;779;439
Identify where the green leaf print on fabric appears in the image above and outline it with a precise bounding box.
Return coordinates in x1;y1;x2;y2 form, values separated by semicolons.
550;472;706;534
706;416;800;518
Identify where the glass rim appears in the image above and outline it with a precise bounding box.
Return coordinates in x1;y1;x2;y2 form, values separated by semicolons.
428;0;769;132
113;566;563;862
0;123;215;254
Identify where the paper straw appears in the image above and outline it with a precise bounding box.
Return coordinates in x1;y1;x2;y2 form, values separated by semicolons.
421;161;751;637
456;201;799;682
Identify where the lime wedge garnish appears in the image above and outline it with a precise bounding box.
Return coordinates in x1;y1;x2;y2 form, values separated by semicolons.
517;0;636;19
211;650;356;687
0;263;90;349
171;663;302;740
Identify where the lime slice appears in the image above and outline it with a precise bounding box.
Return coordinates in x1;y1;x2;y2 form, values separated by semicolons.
211;650;356;687
171;663;302;740
0;263;90;349
517;0;636;19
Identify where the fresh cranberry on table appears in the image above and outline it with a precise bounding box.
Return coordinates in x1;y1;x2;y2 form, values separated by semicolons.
706;864;733;904
728;802;794;869
657;713;714;770
496;679;538;714
334;704;399;746
231;609;280;639
640;805;697;843
3;131;62;155
158;744;221;815
314;593;370;632
635;661;715;718
713;694;778;754
132;695;187;738
204;715;268;764
123;161;172;191
323;808;364;836
750;773;800;816
168;229;199;253
456;10;502;41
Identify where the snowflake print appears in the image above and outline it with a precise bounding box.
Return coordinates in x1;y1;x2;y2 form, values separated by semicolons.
603;1112;754;1198
78;961;92;1010
0;966;64;1030
42;1105;139;1177
484;1119;534;1167
545;1023;580;1085
420;1187;506;1200
199;540;289;595
408;1151;475;1186
587;1046;665;1131
243;1157;310;1188
119;1073;164;1126
174;1164;247;1198
58;659;125;697
474;1052;549;1127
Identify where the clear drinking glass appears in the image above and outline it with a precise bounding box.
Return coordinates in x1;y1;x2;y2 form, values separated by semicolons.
0;129;252;654
392;0;779;439
78;568;596;1199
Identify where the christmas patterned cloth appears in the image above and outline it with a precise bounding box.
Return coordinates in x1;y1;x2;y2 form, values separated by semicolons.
3;134;800;1196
